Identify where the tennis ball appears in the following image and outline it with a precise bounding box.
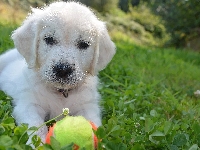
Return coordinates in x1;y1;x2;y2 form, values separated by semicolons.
46;116;98;150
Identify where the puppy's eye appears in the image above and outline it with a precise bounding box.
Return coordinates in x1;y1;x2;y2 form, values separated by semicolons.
76;40;90;50
44;36;58;46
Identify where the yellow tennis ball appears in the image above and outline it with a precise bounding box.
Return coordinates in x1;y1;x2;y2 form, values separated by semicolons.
46;116;98;150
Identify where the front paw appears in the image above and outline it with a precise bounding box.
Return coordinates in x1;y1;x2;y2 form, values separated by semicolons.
26;125;47;147
36;125;48;143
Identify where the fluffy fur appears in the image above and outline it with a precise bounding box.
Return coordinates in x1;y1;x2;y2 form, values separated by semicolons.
0;1;115;142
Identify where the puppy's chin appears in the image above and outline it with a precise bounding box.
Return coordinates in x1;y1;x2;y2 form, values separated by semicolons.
41;71;87;91
50;82;77;91
48;79;83;90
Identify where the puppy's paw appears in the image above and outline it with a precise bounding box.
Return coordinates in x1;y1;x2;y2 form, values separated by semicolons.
26;125;48;147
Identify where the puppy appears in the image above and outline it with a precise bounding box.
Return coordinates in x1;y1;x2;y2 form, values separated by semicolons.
0;1;115;142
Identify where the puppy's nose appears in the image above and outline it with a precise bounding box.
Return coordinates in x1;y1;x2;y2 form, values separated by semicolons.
53;63;75;78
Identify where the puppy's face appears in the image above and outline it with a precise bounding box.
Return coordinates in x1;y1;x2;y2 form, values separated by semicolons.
38;17;97;89
12;2;115;90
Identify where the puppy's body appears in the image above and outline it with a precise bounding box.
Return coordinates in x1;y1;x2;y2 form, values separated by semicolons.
0;2;115;142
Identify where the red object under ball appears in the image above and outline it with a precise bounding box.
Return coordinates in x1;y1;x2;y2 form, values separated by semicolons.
46;121;98;149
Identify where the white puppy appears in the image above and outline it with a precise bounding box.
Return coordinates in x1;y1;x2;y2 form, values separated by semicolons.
0;1;115;142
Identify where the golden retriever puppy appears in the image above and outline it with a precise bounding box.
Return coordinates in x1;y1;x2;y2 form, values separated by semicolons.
0;1;115;142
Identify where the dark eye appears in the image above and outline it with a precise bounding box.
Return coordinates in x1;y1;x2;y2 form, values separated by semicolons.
44;36;58;46
76;40;90;50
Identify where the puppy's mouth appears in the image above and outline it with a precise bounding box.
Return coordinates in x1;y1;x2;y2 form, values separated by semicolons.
42;62;87;90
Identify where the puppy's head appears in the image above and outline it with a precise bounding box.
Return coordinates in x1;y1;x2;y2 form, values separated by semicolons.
12;2;115;90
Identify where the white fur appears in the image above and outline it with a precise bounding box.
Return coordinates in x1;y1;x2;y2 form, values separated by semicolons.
0;1;115;142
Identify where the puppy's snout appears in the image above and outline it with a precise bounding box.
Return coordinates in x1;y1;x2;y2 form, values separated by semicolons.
53;63;75;79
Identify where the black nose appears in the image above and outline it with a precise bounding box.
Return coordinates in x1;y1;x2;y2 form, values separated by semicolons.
53;63;75;79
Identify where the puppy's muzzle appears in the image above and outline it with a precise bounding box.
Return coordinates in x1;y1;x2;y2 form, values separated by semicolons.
53;63;75;79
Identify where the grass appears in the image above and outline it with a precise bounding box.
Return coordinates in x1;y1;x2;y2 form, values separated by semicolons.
0;1;24;54
0;2;26;24
0;24;16;53
98;40;200;149
1;4;200;150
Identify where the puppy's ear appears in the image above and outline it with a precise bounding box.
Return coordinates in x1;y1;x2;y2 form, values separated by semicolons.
11;15;40;68
91;24;115;75
97;27;115;70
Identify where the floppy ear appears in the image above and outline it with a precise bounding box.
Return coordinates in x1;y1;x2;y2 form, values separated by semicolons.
11;15;40;68
90;25;116;75
97;27;116;71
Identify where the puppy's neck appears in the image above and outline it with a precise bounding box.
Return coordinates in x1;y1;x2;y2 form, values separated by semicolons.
57;88;72;98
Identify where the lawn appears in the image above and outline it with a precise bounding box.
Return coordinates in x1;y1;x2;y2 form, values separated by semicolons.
98;40;200;149
1;22;200;149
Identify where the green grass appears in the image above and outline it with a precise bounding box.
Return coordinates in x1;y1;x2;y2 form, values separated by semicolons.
0;23;17;54
98;40;200;149
1;23;200;149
